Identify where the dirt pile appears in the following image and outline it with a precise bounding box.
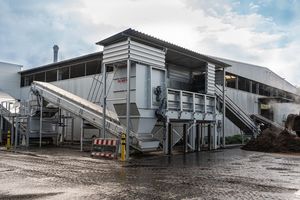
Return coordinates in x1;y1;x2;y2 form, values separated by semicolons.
242;127;300;153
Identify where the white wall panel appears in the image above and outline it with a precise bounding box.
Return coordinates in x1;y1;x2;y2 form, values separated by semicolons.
0;62;22;99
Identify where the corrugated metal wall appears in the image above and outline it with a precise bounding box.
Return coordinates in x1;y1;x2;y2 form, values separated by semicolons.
103;40;165;68
206;63;215;95
225;87;260;135
217;58;297;94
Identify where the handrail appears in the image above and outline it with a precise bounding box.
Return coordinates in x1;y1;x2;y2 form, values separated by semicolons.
215;84;257;131
215;85;252;122
167;88;216;114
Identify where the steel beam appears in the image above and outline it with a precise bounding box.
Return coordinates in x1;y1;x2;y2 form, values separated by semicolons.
183;123;187;153
11;117;14;147
163;120;168;154
14;117;19;151
26;116;30;148
196;123;200;152
168;123;172;155
102;63;107;138
126;59;131;160
71;117;74;144
0;116;3;144
80;119;83;151
208;124;211;150
222;68;226;147
39;97;43;148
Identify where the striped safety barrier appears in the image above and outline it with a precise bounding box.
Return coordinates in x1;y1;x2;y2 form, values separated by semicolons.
91;138;119;159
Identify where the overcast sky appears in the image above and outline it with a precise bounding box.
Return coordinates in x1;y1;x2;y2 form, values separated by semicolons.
0;0;300;85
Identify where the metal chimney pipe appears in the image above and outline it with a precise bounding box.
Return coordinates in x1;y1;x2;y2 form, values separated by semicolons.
53;45;59;63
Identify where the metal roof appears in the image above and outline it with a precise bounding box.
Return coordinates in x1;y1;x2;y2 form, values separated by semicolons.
96;28;230;68
20;52;102;75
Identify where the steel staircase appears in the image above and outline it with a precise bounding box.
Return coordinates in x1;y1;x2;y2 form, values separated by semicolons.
215;85;258;135
31;81;150;152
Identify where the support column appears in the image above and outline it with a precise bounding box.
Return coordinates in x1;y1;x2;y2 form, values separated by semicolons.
14;117;19;150
71;117;74;144
102;63;107;138
163;120;169;154
26;116;30;148
39;97;43;148
196;123;200;152
183;123;187;153
213;123;218;149
62;115;65;143
126;59;131;160
190;121;196;151
217;120;221;148
168;123;172;155
11;117;14;147
222;68;226;148
201;123;205;147
208;124;211;150
0;116;3;144
80;119;83;152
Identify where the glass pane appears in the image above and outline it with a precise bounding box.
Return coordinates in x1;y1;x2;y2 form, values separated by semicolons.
70;63;85;78
46;70;57;82
58;67;70;80
34;72;45;81
86;60;101;76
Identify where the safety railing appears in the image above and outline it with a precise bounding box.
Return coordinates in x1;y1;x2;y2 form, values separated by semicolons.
166;88;216;114
215;84;258;134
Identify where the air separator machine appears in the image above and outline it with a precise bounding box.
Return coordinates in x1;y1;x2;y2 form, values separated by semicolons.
97;29;228;154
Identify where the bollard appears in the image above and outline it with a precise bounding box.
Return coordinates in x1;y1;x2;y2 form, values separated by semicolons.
6;130;11;150
121;133;126;161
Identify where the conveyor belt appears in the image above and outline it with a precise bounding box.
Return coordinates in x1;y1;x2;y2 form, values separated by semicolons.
250;114;284;130
31;81;160;152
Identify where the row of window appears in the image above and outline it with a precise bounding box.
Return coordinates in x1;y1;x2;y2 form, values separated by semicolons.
225;72;295;100
21;60;113;87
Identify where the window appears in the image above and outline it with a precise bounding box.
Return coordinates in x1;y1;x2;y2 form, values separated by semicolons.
238;76;250;92
24;75;34;86
46;70;57;82
225;73;237;89
106;65;114;72
58;67;70;80
264;86;271;96
86;60;101;76
279;90;286;98
70;63;85;78
34;72;45;81
259;84;270;96
252;82;258;94
21;76;25;87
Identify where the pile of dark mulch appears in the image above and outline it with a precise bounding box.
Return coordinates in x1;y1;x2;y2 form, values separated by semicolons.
242;127;300;153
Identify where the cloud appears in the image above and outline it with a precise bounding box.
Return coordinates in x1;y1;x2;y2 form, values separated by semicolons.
0;0;118;67
181;0;300;86
0;0;299;86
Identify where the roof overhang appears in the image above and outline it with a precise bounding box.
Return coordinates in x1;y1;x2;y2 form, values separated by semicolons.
96;28;231;69
20;52;103;75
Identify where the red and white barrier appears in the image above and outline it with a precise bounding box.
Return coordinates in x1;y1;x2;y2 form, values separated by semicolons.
91;138;119;159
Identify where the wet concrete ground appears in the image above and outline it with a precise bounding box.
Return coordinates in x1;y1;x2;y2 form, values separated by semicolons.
0;148;300;200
